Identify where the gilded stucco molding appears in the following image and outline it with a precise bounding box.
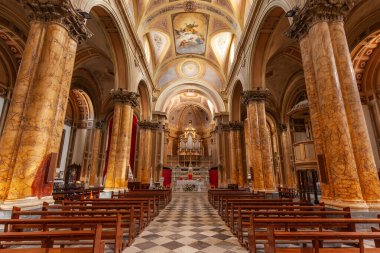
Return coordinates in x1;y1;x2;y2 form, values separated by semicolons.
241;88;271;105
110;89;139;107
22;0;92;43
286;0;356;40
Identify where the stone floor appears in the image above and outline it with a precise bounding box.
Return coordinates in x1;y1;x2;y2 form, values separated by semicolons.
124;192;248;253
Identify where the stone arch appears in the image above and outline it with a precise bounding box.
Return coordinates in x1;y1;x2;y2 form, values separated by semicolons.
89;6;130;90
230;80;244;121
249;7;288;89
155;82;225;113
137;80;152;121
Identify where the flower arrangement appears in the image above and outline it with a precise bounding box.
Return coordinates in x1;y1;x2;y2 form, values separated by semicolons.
184;184;194;192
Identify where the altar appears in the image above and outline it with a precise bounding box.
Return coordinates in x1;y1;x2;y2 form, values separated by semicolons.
176;179;205;192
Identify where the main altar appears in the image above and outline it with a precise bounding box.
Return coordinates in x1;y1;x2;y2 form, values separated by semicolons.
171;122;209;192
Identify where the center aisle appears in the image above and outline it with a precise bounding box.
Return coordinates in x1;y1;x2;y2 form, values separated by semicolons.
125;192;248;253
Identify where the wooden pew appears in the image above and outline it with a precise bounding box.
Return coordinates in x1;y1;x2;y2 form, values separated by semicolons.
247;217;380;253
264;226;380;253
221;199;307;224
235;208;350;246
0;217;124;253
230;204;325;235
113;190;171;210
43;201;146;233
11;208;136;246
62;198;157;221
0;224;104;253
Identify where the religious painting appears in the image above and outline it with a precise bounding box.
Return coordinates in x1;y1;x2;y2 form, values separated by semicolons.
172;13;209;55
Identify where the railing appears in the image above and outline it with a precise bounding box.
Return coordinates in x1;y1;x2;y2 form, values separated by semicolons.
293;140;317;165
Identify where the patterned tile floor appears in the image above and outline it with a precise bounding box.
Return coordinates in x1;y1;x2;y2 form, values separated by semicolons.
124;192;248;253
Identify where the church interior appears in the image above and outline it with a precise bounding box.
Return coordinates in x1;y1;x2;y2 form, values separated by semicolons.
1;0;380;252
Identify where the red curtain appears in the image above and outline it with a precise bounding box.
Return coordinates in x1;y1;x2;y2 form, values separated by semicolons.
162;168;172;187
103;117;113;182
129;115;138;172
209;168;218;188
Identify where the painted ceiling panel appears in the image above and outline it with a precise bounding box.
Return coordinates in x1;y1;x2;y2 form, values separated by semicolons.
172;12;209;55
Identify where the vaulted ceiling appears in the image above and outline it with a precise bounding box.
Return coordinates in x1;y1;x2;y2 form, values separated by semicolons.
126;0;253;104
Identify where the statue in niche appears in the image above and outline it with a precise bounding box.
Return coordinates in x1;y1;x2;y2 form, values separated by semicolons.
65;164;81;185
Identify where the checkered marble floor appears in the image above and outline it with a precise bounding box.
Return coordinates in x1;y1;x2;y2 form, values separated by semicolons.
124;192;248;253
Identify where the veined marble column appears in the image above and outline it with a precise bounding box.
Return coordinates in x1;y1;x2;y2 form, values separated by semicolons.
136;121;160;184
229;122;245;187
242;90;270;191
279;124;294;187
258;103;276;191
244;119;253;185
89;122;103;187
0;0;90;205
228;127;238;185
287;0;366;207
329;21;380;203
104;89;138;190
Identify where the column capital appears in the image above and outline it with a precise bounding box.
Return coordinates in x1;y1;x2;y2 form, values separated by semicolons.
286;0;355;40
229;121;244;131
218;123;231;132
278;123;288;133
110;89;139;107
0;86;7;96
22;0;92;43
138;120;161;130
241;88;270;105
95;121;105;129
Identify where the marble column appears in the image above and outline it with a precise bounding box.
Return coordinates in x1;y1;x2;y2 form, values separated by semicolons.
214;113;230;187
279;124;294;187
242;90;272;191
228;127;238;185
287;0;367;207
136;121;160;184
258;103;276;191
229;122;245;187
104;89;138;190
0;0;90;205
152;112;167;181
89;122;103;186
329;21;380;203
244;119;253;185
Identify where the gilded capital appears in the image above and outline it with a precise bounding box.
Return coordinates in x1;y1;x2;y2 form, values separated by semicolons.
138;120;161;130
286;0;355;40
110;89;139;107
241;88;270;105
22;0;92;43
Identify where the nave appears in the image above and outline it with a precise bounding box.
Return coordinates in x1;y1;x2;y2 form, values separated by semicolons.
127;193;247;253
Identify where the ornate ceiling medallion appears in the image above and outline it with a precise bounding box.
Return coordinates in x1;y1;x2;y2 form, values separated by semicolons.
181;61;201;78
184;0;197;12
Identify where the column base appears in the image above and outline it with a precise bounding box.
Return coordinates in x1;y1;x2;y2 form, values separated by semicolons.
0;196;54;211
100;188;129;198
321;198;369;210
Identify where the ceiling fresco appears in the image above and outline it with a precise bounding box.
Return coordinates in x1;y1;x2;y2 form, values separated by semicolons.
172;12;209;55
129;0;253;117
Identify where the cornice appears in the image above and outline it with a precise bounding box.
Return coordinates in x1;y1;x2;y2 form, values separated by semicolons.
22;0;92;43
